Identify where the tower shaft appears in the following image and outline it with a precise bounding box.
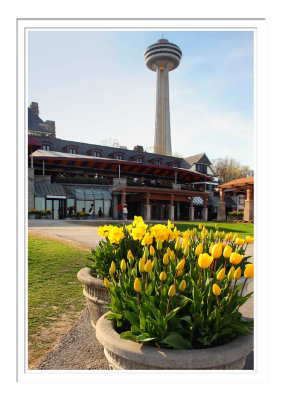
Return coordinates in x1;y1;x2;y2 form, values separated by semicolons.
154;66;171;156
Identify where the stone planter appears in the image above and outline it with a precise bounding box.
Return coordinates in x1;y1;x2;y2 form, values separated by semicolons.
77;267;110;329
28;214;35;219
96;312;253;370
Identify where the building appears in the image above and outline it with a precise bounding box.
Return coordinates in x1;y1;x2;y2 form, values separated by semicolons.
144;38;182;156
28;103;218;221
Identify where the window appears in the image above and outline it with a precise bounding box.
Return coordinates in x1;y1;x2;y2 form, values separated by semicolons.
196;164;207;174
93;151;101;157
116;154;123;160
42;144;50;151
69;148;77;154
155;160;161;165
137;157;143;163
173;162;179;168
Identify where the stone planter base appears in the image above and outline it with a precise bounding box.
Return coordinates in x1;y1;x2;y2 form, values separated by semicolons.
77;268;110;329
96;313;253;370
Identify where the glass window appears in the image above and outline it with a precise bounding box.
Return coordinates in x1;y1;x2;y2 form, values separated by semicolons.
67;199;75;208
42;144;50;151
156;160;161;165
93;151;101;157
35;197;45;210
75;187;85;199
85;201;94;214
104;200;111;217
76;200;85;212
69;148;77;154
95;199;103;215
116;154;123;160
174;163;178;167
196;164;207;174
137;157;143;163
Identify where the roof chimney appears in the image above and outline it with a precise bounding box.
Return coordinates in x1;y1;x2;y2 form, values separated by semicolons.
30;102;39;115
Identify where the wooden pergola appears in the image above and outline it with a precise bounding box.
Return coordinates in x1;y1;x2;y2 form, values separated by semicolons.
217;177;254;221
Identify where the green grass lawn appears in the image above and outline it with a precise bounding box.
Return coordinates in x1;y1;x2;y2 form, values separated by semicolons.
28;236;89;366
174;222;254;238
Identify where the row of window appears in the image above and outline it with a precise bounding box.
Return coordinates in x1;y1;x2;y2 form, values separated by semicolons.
41;144;180;167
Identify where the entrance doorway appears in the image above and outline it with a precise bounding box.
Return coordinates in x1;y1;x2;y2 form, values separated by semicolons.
46;198;66;219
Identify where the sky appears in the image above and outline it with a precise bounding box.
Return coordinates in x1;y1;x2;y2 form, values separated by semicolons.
28;30;254;167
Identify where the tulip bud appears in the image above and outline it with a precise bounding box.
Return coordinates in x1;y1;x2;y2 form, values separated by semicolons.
149;245;155;256
212;283;221;296
166;247;171;256
168;285;176;297
244;264;254;279
175;237;181;251
163;253;169;265
134;278;142;293
170;250;175;261
127;249;133;260
120;259;126;272
144;259;152;273
144;246;149;259
216;267;225;281
198;223;202;230
159;271;167;281
156;239;162;251
223;245;232;259
177;269;183;277
109;261;116;274
234;267;242;280
176;259;185;271
179;280;186;292
104;278;110;289
195;243;203;256
183;244;189;257
139;258;145;273
227;266;235;281
152;257;158;269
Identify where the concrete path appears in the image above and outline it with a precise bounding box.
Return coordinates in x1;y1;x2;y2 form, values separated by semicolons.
29;219;254;370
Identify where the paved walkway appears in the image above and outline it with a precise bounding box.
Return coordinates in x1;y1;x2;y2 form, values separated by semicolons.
29;219;254;370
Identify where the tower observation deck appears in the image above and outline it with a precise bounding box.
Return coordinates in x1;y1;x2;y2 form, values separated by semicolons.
144;38;182;156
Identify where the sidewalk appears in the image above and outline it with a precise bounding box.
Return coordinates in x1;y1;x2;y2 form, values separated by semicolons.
29;220;254;370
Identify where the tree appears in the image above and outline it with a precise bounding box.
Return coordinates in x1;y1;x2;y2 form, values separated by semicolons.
212;157;253;183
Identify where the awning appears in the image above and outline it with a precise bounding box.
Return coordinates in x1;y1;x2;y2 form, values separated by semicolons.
34;182;73;198
74;186;112;200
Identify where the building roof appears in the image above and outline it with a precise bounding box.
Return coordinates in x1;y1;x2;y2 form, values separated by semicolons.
184;153;212;166
31;136;192;169
218;177;254;190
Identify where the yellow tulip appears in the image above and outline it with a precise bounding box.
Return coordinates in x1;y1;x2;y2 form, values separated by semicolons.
104;278;110;289
175;237;181;251
134;278;142;293
159;271;167;281
223;245;232;259
163;253;169;265
168;285;176;297
195;243;203;256
152;257;158;269
120;259;126;272
166;247;171;256
149;245;155;256
211;243;222;259
139;258;145;273
198;223;202;230
227;266;235;281
216;267;226;281
198;253;213;269
127;250;133;260
209;242;214;254
244;264;254;279
213;283;221;296
236;238;245;246
230;252;244;265
183;244;189;257
170;250;175;261
177;269;183;277
234;267;242;280
179;280;187;292
144;246;149;259
144;259;152;272
176;259;185;271
156;239;163;251
109;261;116;274
246;236;254;244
